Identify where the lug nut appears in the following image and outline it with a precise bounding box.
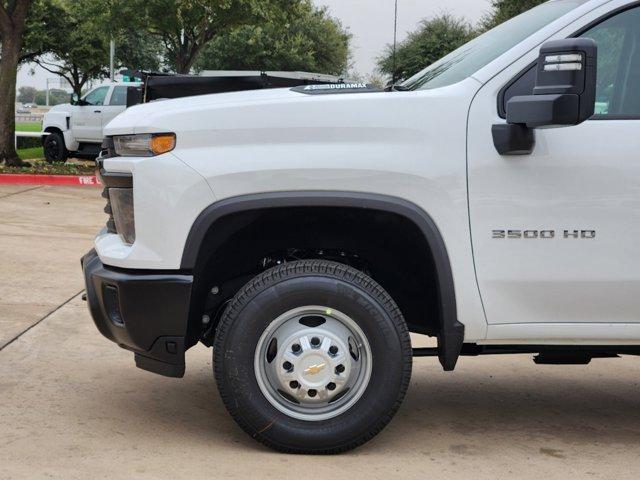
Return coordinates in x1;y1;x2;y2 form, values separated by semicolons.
308;389;317;397
310;337;321;347
335;364;345;374
289;381;299;389
292;343;301;353
328;345;338;355
327;382;336;391
283;361;293;371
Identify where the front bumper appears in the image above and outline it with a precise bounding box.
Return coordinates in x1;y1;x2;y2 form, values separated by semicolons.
81;249;193;377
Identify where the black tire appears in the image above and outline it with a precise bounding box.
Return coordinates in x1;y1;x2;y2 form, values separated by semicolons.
214;260;412;454
43;132;68;163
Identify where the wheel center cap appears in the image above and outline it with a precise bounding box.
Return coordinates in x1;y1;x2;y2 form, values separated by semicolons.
300;354;330;383
304;362;326;376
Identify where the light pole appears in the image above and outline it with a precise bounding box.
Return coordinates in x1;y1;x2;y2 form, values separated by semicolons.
392;0;399;84
110;39;115;81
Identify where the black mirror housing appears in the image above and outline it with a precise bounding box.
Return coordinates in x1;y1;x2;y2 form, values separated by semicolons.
506;38;597;128
507;92;580;127
495;38;597;155
491;123;535;155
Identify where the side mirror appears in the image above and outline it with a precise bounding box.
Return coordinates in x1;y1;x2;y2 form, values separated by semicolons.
508;38;597;127
493;38;597;155
70;93;79;105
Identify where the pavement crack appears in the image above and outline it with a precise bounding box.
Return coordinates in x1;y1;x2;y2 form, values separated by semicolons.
0;185;44;199
0;289;84;351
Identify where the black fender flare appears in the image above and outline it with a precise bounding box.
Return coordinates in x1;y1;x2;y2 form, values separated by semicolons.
181;191;464;370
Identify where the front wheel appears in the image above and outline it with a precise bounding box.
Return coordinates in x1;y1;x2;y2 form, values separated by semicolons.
43;132;68;163
214;260;412;454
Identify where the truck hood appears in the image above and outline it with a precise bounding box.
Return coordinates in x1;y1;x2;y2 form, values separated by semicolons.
102;80;480;173
104;86;382;136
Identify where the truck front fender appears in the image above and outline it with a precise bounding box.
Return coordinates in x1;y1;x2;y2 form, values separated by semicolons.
43;111;70;133
181;191;465;371
43;111;79;151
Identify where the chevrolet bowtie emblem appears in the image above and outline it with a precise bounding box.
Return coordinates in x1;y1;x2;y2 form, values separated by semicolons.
304;363;326;375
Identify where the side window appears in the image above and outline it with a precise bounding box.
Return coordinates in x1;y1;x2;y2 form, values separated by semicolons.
582;7;640;116
109;86;128;106
83;86;109;106
501;6;640;118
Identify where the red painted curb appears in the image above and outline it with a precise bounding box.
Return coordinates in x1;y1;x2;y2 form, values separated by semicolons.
0;174;100;187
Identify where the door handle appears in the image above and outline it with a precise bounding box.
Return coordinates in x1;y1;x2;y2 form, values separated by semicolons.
94;110;102;113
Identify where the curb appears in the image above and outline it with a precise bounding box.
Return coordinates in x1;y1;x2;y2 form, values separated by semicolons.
0;174;100;187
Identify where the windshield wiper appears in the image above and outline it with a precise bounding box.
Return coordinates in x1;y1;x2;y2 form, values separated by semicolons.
389;84;410;92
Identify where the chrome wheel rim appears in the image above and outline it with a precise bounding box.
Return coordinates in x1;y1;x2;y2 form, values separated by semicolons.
254;306;372;421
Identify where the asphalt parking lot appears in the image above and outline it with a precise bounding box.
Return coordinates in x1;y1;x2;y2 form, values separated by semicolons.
2;184;640;479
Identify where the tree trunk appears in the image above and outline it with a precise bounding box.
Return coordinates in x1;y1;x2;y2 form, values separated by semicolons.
0;37;23;165
71;67;83;98
175;41;200;74
0;1;31;166
175;52;190;74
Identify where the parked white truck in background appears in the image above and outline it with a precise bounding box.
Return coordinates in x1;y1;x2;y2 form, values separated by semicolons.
41;82;138;163
82;0;640;454
41;72;348;163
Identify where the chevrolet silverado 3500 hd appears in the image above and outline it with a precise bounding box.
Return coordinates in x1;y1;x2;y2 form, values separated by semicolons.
82;0;640;453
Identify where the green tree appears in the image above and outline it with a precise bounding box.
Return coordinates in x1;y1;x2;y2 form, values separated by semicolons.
34;88;68;105
34;6;108;97
117;29;164;73
480;0;546;31
377;13;475;83
17;85;36;103
34;0;163;97
79;0;164;72
194;1;349;75
141;0;269;74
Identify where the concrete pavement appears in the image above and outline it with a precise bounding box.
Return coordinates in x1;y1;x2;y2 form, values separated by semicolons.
1;185;640;479
0;185;103;349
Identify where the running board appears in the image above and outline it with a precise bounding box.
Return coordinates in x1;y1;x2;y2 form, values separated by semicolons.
413;344;640;362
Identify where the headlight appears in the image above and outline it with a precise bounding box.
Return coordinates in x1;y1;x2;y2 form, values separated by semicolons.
113;133;176;157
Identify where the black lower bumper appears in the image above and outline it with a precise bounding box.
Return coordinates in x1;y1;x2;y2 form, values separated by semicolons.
81;249;193;377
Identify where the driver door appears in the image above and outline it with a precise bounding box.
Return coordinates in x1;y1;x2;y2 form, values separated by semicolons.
101;85;129;128
72;86;110;142
467;5;640;335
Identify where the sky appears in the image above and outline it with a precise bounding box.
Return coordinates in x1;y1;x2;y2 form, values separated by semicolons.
17;0;491;90
315;0;491;76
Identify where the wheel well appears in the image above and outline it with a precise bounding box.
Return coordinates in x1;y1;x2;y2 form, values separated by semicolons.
186;205;449;351
43;126;63;141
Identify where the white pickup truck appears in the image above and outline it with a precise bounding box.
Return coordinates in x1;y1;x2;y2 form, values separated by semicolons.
40;72;345;163
82;0;640;454
41;82;139;162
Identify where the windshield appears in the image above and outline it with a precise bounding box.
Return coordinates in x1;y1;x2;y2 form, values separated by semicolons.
401;0;588;91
